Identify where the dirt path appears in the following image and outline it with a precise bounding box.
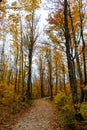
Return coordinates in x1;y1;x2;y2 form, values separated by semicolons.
11;98;58;130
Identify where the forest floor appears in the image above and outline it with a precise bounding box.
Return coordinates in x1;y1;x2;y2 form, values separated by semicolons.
0;98;59;130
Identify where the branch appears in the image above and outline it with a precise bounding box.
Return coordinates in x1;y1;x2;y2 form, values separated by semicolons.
41;41;66;54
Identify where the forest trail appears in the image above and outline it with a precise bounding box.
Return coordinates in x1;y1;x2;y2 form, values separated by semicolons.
11;98;59;130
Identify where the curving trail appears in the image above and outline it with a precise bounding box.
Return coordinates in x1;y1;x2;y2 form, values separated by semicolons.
12;98;59;130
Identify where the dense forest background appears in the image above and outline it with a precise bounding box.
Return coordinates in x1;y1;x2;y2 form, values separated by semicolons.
0;0;87;129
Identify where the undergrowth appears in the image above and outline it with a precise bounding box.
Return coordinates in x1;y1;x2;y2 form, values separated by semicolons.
0;84;33;129
54;92;87;130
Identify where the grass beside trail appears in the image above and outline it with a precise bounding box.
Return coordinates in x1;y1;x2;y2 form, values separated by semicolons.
53;92;87;130
0;96;33;129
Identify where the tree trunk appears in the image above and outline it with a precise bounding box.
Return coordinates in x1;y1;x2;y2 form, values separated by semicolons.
7;68;12;86
40;58;44;98
55;61;58;95
62;64;67;95
41;74;44;98
18;67;21;92
48;49;53;100
14;67;18;92
64;0;78;105
1;37;5;81
68;5;84;103
20;17;24;97
14;42;19;93
50;71;53;100
78;0;87;84
27;47;33;99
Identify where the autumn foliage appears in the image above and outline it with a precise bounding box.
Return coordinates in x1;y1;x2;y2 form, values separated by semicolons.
0;0;87;129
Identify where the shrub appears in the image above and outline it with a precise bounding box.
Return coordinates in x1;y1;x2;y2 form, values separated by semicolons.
54;92;70;106
81;103;87;116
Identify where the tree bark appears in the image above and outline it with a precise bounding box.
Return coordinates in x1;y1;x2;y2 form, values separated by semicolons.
48;49;53;100
64;0;78;104
62;64;67;95
27;47;33;99
78;0;87;84
68;5;84;103
55;61;58;95
40;57;44;98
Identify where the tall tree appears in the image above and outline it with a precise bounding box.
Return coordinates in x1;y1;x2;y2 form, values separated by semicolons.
0;0;7;82
38;54;45;98
46;48;53;99
78;0;87;84
63;1;85;118
53;50;64;95
8;12;20;92
23;0;41;99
